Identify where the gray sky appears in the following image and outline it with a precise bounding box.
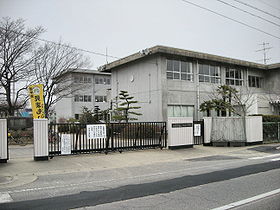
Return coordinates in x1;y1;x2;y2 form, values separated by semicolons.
1;0;280;69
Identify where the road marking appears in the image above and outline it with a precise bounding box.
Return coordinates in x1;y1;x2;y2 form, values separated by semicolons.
212;188;280;210
271;157;280;161
249;153;280;160
0;192;13;204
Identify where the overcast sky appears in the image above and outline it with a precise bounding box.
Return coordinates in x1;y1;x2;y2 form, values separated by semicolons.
0;0;279;69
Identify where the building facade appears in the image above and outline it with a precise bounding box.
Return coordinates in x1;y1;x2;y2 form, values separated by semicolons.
99;45;280;122
55;69;111;121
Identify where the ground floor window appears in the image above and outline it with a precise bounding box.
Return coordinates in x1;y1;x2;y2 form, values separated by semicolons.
168;105;194;117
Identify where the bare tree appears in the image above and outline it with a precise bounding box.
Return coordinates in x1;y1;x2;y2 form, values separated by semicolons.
200;85;256;116
33;41;89;117
0;17;44;116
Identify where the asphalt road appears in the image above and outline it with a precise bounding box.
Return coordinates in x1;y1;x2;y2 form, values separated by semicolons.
1;144;280;210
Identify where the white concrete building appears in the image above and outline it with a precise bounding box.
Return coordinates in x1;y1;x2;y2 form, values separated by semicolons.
99;45;280;122
55;69;111;121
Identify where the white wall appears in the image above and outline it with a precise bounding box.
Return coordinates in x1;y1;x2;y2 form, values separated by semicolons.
111;56;163;122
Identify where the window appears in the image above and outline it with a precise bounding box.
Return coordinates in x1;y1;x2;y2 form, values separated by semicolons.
74;95;92;102
95;76;111;85
84;95;92;102
74;76;92;83
167;60;193;81
168;105;194;117
75;114;79;120
95;77;103;84
74;76;79;83
86;77;92;83
104;78;111;85
226;68;243;86
95;96;107;102
248;75;263;88
198;64;220;83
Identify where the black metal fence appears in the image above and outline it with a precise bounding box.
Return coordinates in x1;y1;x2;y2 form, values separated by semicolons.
263;122;280;143
48;122;167;155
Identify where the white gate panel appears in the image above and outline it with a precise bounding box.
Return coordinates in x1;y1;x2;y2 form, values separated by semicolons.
203;117;212;144
34;119;49;161
0;119;8;163
246;116;263;143
168;117;193;149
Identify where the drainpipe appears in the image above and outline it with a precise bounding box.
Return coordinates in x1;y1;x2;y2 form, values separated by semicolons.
196;60;200;120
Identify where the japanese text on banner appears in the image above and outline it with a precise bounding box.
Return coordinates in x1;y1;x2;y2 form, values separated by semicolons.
28;84;45;119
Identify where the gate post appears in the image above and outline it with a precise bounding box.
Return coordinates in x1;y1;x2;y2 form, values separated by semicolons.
34;119;49;161
0;119;8;163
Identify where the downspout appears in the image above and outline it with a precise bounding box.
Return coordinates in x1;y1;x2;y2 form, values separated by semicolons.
196;60;200;120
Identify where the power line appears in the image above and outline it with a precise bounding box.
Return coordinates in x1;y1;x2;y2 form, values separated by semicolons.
0;26;120;59
180;0;280;40
216;0;280;28
257;0;280;12
232;0;280;20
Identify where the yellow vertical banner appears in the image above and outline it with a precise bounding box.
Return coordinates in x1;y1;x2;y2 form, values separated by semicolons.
28;84;45;119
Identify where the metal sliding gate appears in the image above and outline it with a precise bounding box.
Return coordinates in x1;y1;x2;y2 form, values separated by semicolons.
48;122;167;156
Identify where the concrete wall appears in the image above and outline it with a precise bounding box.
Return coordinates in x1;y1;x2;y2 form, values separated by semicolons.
111;56;163;122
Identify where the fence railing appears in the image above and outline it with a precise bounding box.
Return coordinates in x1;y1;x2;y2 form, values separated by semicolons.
48;122;167;155
263;122;280;143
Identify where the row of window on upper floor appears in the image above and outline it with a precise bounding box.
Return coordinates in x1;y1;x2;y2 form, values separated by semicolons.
73;75;111;85
166;59;264;88
74;95;107;103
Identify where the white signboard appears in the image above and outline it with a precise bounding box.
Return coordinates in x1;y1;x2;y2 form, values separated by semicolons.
194;124;201;137
61;134;71;155
87;124;107;139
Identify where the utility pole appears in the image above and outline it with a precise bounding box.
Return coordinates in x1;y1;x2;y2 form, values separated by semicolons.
256;42;272;64
105;47;108;64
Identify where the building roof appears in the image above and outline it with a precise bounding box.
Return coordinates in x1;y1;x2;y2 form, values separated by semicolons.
67;68;111;75
99;45;279;72
54;68;111;80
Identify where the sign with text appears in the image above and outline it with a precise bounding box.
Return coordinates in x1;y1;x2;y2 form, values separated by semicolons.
61;134;71;155
172;123;193;128
194;124;201;137
28;84;45;119
87;124;107;139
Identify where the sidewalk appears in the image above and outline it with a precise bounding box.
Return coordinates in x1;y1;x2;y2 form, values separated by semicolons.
0;144;279;189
